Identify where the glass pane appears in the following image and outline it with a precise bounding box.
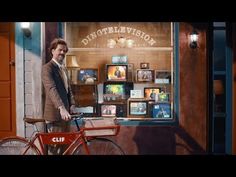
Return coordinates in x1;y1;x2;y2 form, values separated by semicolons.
213;30;226;71
213;117;225;153
65;22;174;121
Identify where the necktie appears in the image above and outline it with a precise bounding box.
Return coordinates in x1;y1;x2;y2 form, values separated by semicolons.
60;66;69;93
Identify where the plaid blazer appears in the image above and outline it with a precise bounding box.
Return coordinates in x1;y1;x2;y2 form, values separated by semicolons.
42;60;75;121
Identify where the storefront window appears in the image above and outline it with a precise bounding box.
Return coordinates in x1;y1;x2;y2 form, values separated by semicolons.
65;22;175;122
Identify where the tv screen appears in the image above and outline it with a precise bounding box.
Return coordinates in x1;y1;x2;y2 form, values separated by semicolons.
144;87;163;100
136;69;154;82
104;84;125;97
106;64;128;81
78;68;98;83
155;70;171;84
103;82;133;99
152;103;171;118
129;101;147;115
101;105;116;117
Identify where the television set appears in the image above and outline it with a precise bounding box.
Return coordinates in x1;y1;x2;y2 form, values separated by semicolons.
136;69;154;82
127;99;149;118
103;81;134;100
155;70;171;84
106;64;128;81
98;103;127;117
101;105;116;117
78;68;99;84
152;103;171;119
144;87;163;100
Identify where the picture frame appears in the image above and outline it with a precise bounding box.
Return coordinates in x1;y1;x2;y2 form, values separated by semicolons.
136;69;154;83
127;98;149;118
144;87;163;100
78;68;99;84
152;103;171;119
130;90;143;99
140;62;149;69
101;105;116;117
154;70;171;84
106;64;128;81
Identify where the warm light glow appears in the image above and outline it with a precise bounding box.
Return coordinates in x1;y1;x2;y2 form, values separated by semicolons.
107;37;134;48
189;30;199;49
107;23;135;48
190;33;198;42
66;55;80;68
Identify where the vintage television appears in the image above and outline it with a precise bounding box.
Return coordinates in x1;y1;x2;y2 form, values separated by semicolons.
98;103;127;117
100;104;116;117
144;87;163;101
78;68;99;84
106;64;128;81
103;81;133;100
112;55;128;64
152;103;171;119
127;99;149;118
155;70;171;84
136;69;154;82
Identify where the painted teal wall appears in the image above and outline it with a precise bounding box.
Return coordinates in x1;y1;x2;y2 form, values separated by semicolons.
15;22;41;56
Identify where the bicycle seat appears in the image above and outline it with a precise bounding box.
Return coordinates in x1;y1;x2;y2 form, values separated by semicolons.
23;117;45;124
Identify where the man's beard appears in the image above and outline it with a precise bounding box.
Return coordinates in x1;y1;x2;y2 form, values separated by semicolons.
57;55;65;64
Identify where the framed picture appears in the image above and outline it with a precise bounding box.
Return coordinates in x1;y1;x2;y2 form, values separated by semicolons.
155;70;171;84
106;64;128;81
101;105;116;117
78;68;99;84
144;87;163;100
130;90;143;98
140;62;149;69
112;55;128;64
152;103;171;119
136;69;154;82
127;99;149;118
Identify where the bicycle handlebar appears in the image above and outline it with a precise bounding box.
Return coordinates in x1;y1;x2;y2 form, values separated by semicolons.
70;113;84;119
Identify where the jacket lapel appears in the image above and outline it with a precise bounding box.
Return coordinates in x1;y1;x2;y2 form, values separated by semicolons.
51;60;67;91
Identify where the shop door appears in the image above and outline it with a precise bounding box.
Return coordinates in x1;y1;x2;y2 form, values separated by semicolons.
0;22;16;138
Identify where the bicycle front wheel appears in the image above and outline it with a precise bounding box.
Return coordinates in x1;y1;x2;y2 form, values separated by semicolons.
0;137;39;155
72;137;125;155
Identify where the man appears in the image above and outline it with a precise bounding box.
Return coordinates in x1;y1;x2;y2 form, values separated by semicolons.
114;66;121;78
150;89;156;100
42;38;77;155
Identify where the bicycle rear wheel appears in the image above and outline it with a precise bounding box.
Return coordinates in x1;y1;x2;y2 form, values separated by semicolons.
0;137;39;155
72;137;125;155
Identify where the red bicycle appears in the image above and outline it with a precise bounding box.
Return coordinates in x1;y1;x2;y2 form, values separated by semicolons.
0;114;125;155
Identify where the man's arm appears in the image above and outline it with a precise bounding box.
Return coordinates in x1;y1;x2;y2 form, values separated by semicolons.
42;64;64;109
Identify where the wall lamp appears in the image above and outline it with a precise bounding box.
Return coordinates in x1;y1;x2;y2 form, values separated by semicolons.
189;30;199;49
21;22;31;38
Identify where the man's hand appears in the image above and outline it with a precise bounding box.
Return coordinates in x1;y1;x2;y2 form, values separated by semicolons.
59;106;71;121
70;105;78;114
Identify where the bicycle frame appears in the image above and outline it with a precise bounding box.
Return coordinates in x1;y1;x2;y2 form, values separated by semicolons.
21;124;120;155
0;114;123;155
